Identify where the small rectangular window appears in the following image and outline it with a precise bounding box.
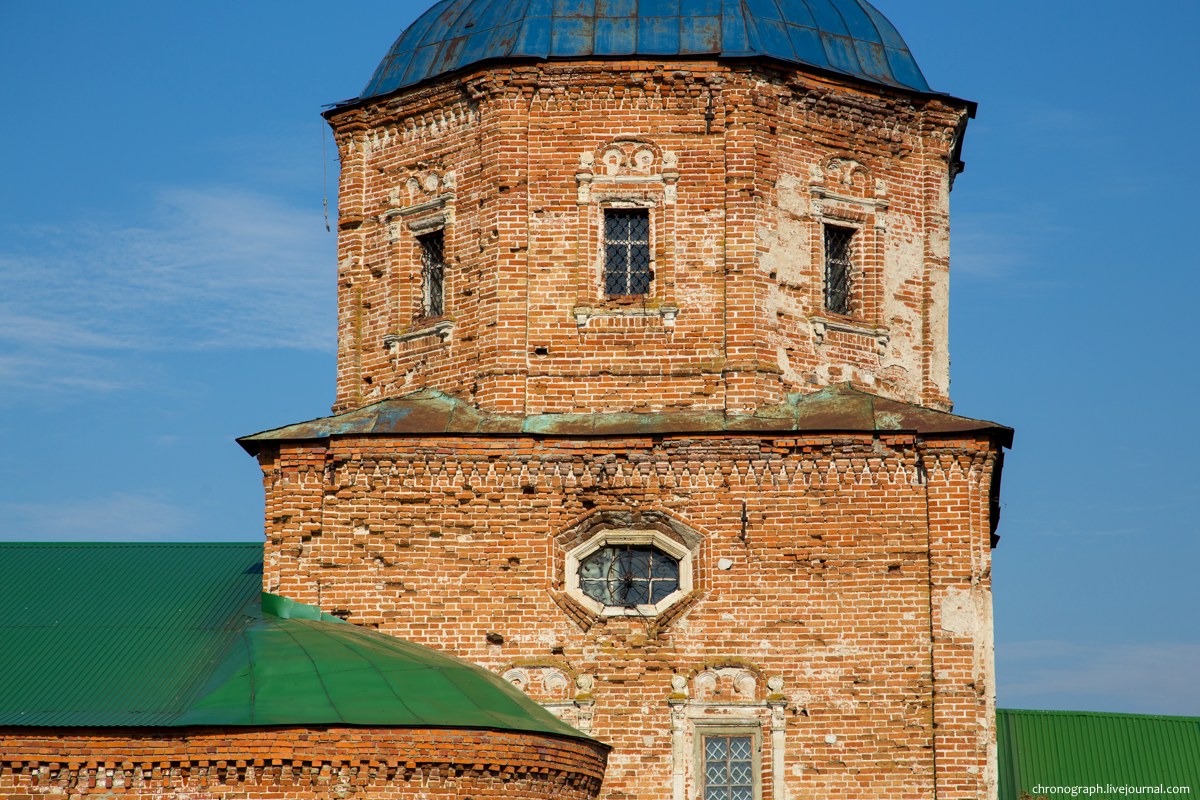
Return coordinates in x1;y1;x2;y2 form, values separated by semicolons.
823;224;855;316
604;208;652;296
417;230;445;319
702;734;755;800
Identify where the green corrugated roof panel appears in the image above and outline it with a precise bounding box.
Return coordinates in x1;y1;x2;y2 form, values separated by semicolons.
0;543;593;742
998;709;1200;799
0;542;263;727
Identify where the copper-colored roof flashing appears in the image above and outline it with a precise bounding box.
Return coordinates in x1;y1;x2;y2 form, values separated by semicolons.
239;385;1013;455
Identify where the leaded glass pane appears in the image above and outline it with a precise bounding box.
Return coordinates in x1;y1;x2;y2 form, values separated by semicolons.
705;737;727;761
603;208;652;296
706;763;728;784
729;738;752;760
703;735;755;800
578;543;680;608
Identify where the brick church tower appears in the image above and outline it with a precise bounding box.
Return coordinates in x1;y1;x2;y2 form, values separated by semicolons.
242;2;1011;799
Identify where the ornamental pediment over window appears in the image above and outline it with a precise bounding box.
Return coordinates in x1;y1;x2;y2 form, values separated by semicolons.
577;138;680;204
809;155;888;212
384;167;456;236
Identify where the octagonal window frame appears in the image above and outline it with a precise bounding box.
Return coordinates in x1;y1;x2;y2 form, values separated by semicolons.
565;528;693;618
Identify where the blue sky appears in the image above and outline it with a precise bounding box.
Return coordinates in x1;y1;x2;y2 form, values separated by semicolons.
1;1;1197;715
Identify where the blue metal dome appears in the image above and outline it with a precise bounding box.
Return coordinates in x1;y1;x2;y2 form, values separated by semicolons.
361;0;932;100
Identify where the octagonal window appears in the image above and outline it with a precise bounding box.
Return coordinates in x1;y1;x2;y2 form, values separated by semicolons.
579;544;680;607
565;529;693;617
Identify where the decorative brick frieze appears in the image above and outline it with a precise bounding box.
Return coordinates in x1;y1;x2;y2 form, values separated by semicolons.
255;429;1002;800
0;727;608;800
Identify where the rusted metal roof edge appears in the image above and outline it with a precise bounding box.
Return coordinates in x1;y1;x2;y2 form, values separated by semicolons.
238;388;1012;455
324;53;975;119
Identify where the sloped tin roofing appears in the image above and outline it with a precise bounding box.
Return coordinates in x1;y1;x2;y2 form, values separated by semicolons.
360;0;932;101
0;542;591;740
239;384;1012;454
998;709;1200;799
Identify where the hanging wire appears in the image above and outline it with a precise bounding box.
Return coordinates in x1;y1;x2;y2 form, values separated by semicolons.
322;123;331;232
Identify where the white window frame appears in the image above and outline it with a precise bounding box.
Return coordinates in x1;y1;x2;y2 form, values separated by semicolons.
693;725;763;800
564;528;693;617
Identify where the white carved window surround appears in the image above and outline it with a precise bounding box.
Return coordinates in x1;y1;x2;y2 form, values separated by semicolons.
573;139;680;329
500;666;597;736
564;529;693;618
808;157;890;355
382;169;456;351
668;672;789;800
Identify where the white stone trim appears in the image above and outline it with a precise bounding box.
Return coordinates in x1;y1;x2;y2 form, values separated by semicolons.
809;315;890;353
667;674;790;800
564;528;692;617
571;304;679;328
383;318;454;349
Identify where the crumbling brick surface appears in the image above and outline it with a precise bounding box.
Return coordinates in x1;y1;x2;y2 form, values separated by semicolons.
6;29;1001;800
326;61;968;416
0;727;607;800
259;431;1002;800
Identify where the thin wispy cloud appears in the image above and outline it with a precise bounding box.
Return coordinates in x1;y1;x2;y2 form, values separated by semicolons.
999;639;1200;715
0;185;334;399
0;492;193;542
952;210;1066;282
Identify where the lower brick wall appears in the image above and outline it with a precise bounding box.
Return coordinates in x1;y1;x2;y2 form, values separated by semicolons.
0;726;608;800
257;431;1002;800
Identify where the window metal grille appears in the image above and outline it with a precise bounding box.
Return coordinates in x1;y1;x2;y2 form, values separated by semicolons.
823;224;854;316
578;544;679;607
418;230;445;318
603;209;652;296
703;735;755;800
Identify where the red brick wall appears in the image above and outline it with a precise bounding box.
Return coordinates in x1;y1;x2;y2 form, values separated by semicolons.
326;61;968;416
0;727;607;800
258;432;1002;800
300;46;992;800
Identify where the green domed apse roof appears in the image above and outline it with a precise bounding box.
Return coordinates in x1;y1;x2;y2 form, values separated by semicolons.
0;543;589;741
182;592;586;734
362;0;931;100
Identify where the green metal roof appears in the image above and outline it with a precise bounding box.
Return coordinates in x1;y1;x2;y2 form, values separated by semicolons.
0;543;592;741
998;709;1200;799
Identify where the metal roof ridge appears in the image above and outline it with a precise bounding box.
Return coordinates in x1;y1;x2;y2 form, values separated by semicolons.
999;708;1200;722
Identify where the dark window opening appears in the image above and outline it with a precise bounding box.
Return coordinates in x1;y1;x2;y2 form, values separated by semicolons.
603;208;652;296
418;230;445;319
823;224;855;316
703;735;755;800
578;543;679;607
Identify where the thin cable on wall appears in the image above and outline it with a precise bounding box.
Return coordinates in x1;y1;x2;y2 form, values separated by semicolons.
322;124;331;233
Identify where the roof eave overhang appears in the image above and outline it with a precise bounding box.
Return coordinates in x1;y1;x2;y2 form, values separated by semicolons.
238;387;1012;456
323;53;975;120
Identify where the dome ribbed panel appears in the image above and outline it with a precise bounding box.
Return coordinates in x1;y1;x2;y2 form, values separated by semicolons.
361;0;931;99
